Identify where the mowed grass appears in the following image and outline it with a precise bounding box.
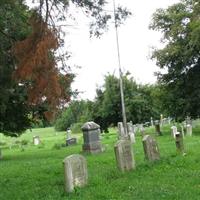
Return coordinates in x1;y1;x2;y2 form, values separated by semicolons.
1;125;200;199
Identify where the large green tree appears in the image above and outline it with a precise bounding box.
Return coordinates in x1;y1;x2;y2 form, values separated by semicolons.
92;73;160;131
150;0;200;120
0;0;32;136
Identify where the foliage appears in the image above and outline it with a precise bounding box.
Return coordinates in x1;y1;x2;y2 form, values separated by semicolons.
150;0;200;120
92;73;161;131
54;100;93;131
0;0;32;136
71;122;83;134
0;0;130;136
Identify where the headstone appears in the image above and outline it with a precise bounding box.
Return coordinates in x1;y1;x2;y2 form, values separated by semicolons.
81;121;102;154
66;128;77;146
114;140;135;172
168;117;171;125
150;117;154;126
186;124;192;136
175;132;184;154
117;122;128;139
142;135;160;161
66;128;71;140
127;122;135;143
180;125;185;138
160;114;163;126
171;126;177;138
63;154;88;193
66;138;77;146
139;124;145;137
33;136;40;145
154;120;162;136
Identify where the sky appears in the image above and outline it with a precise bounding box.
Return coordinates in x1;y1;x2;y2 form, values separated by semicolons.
64;0;180;100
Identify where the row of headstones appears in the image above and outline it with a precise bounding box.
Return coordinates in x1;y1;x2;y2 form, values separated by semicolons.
171;124;192;138
63;121;186;193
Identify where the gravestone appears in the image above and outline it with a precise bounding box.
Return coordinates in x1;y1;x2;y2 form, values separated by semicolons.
63;154;88;193
160;114;163;126
168;117;171;125
127;122;135;143
142;135;160;161
114;140;135;172
66;128;77;146
180;125;185;138
66;138;77;146
154;120;162;136
117;122;128;139
186;124;192;136
33;136;40;145
171;126;177;138
139;124;145;137
150;117;154;126
82;121;102;154
175;132;184;154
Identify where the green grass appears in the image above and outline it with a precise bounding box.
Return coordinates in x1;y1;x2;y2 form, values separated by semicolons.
1;125;200;199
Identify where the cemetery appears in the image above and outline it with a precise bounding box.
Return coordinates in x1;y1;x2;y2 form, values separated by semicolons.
1;0;200;199
1;119;200;199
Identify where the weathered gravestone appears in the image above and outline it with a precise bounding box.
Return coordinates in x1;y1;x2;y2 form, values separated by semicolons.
171;126;177;138
154;120;162;136
66;128;77;146
127;122;135;143
63;154;88;193
186;124;192;136
114;140;135;172
117;122;127;139
33;136;40;145
175;132;185;154
142;135;160;161
82;121;102;154
150;117;154;127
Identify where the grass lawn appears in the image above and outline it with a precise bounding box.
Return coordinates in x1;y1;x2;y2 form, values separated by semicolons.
1;124;200;199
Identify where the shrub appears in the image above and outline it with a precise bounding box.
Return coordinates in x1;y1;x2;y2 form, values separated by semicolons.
71;123;83;134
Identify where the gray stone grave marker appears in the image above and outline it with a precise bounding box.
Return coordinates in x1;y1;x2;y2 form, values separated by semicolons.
117;122;127;139
127;122;135;143
175;132;184;154
114;140;135;172
81;121;102;154
33;136;40;145
142;135;160;161
186;124;192;136
66;128;77;146
63;154;88;193
171;126;177;138
154;120;162;136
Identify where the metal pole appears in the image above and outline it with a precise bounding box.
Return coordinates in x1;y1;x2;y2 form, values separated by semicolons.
113;0;127;135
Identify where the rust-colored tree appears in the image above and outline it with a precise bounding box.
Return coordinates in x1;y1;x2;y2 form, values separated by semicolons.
13;13;72;120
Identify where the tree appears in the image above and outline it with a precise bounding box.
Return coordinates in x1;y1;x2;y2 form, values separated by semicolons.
0;0;32;136
0;0;131;136
54;100;93;131
92;73;159;131
150;0;200;120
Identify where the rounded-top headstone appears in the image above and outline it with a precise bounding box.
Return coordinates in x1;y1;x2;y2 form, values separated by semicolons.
81;121;100;131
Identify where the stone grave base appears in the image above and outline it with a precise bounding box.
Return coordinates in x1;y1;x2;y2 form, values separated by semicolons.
66;138;77;146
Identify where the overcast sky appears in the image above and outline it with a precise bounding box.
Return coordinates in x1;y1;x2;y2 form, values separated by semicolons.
64;0;180;100
27;0;180;100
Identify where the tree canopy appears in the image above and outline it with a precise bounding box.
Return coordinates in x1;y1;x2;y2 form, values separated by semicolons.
150;0;200;120
0;0;131;136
